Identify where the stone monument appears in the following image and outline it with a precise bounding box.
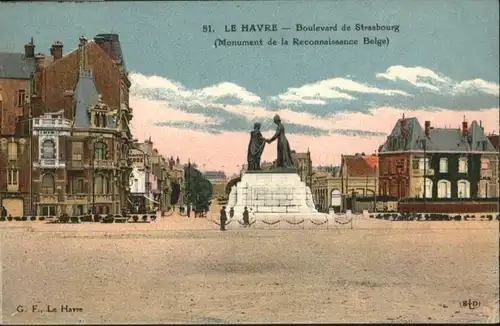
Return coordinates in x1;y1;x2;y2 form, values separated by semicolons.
226;115;328;222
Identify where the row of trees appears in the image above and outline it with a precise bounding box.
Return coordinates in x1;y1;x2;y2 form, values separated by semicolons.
184;163;213;212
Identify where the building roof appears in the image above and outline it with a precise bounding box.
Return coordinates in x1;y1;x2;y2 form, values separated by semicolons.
0;52;34;79
362;155;378;170
73;71;98;129
342;155;376;177
380;117;497;153
94;34;126;69
488;134;499;150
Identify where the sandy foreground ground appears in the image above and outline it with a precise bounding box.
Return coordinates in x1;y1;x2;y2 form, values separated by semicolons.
0;214;498;324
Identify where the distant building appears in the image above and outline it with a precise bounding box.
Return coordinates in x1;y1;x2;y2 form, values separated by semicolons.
291;149;312;185
0;39;34;135
378;116;499;201
203;170;227;184
311;154;378;212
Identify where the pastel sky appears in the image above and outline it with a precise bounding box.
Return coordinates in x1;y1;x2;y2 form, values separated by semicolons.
1;1;498;175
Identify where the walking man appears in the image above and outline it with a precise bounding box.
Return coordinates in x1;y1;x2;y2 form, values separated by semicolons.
220;206;228;231
243;207;250;227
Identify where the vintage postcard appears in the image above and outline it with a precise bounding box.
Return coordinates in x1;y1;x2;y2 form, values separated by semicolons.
0;0;498;324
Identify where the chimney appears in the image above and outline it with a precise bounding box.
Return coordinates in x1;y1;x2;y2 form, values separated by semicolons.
34;53;45;68
462;121;468;137
24;37;35;58
424;120;431;137
50;40;63;60
78;36;88;72
401;114;406;137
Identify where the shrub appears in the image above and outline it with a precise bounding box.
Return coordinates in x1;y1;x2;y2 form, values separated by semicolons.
103;216;114;223
21;216;28;221
132;215;139;222
14;216;22;221
0;216;5;221
142;215;148;222
93;215;101;223
39;216;46;221
59;215;69;223
30;216;36;221
70;216;80;223
7;216;13;221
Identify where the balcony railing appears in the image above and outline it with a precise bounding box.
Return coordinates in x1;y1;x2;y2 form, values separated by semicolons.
94;194;113;202
66;194;88;201
413;168;434;176
38;194;57;203
33;118;72;129
480;169;493;178
67;160;85;169
35;158;66;169
93;160;115;169
7;184;19;192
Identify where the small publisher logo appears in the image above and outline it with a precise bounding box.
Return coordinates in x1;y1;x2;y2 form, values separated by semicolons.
459;299;481;310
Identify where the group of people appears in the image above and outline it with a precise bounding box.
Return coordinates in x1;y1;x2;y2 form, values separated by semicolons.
219;206;251;231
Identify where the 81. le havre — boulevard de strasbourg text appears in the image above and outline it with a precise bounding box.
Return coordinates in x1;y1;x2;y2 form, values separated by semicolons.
204;23;400;48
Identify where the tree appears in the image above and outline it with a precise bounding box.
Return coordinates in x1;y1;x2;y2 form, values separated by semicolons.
184;163;213;212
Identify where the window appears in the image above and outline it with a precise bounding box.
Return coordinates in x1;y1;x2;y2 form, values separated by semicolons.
457;180;470;198
72;178;84;193
41;174;55;194
439;158;448;173
93;141;107;160
478;180;489;198
7;170;19;185
41;139;56;159
481;159;489;170
17;90;26;107
72;142;83;160
41;205;56;216
437;180;451;198
412;160;419;170
418;158;430;171
458;158;468;173
7;142;18;161
419;178;433;198
94;174;109;194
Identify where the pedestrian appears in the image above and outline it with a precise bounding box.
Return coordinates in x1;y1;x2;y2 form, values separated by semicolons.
229;207;234;218
243;207;250;227
220;206;228;231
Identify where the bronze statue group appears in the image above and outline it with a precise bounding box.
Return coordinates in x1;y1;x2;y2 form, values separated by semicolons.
220;114;294;231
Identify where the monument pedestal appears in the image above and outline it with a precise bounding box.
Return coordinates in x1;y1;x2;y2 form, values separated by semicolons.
226;170;328;220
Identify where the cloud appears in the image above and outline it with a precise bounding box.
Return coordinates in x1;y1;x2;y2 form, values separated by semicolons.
129;72;262;105
129;65;499;142
376;65;499;96
270;77;409;105
129;102;499;176
453;79;500;96
376;65;450;91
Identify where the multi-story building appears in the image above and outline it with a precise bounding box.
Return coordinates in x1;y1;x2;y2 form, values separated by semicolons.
311;154;378;212
0;34;135;216
379;116;499;201
0;136;31;216
0;39;34;135
129;145;153;213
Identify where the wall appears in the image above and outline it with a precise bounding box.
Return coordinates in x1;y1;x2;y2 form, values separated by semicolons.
38;42;121;116
378;153;411;198
399;200;498;213
0;79;30;135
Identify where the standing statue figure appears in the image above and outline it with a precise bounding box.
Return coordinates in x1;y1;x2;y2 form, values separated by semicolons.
265;114;294;169
247;122;266;171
